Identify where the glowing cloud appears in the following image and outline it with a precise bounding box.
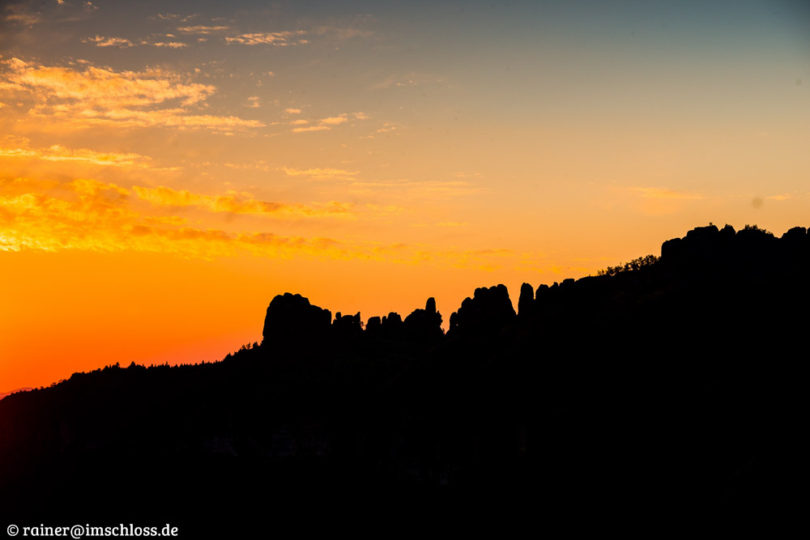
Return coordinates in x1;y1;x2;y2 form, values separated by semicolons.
83;35;187;49
320;115;348;126
4;5;41;26
225;31;307;46
289;113;366;133
292;125;330;133
2;57;213;106
83;36;135;48
282;167;359;181
176;25;230;35
150;41;188;48
0;58;263;132
131;185;354;218
0;176;517;269
0;143;151;167
0;177;355;258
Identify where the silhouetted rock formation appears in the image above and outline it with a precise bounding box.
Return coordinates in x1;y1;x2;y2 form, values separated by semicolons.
365;315;382;335
333;311;363;340
403;297;443;342
517;282;534;318
365;312;406;341
1;224;807;529
659;223;793;272
261;292;331;346
381;312;404;338
448;284;515;337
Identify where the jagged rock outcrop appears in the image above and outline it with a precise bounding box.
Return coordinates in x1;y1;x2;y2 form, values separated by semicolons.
366;316;382;335
403;298;443;342
659;224;803;273
661;224;722;263
449;284;515;337
366;312;405;339
518;282;535;318
382;312;404;338
261;293;332;345
3;223;810;522
333;311;363;339
535;283;549;301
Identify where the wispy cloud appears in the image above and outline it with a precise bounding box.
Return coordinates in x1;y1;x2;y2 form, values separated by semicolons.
374;122;398;134
282;167;359;181
292;125;330;133
0;58;263;132
154;13;197;22
150;41;187;48
155;13;181;21
0;143;151;167
290;112;368;133
176;25;230;35
225;31;307;46
320;115;348;126
4;4;41;26
2;57;212;106
83;35;135;48
83;34;188;49
0;176;543;271
0;177;357;257
132;185;353;218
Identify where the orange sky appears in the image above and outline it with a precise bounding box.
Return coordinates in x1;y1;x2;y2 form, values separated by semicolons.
2;0;809;394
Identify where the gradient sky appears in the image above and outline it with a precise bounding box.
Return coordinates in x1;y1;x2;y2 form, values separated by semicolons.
1;0;809;394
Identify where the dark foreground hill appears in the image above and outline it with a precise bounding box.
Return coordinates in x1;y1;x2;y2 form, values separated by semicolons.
0;224;806;531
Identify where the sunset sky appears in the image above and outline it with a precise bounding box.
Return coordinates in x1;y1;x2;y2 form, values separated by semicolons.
1;0;809;394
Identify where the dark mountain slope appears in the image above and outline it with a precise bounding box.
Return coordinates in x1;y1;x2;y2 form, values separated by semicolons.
0;224;806;529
